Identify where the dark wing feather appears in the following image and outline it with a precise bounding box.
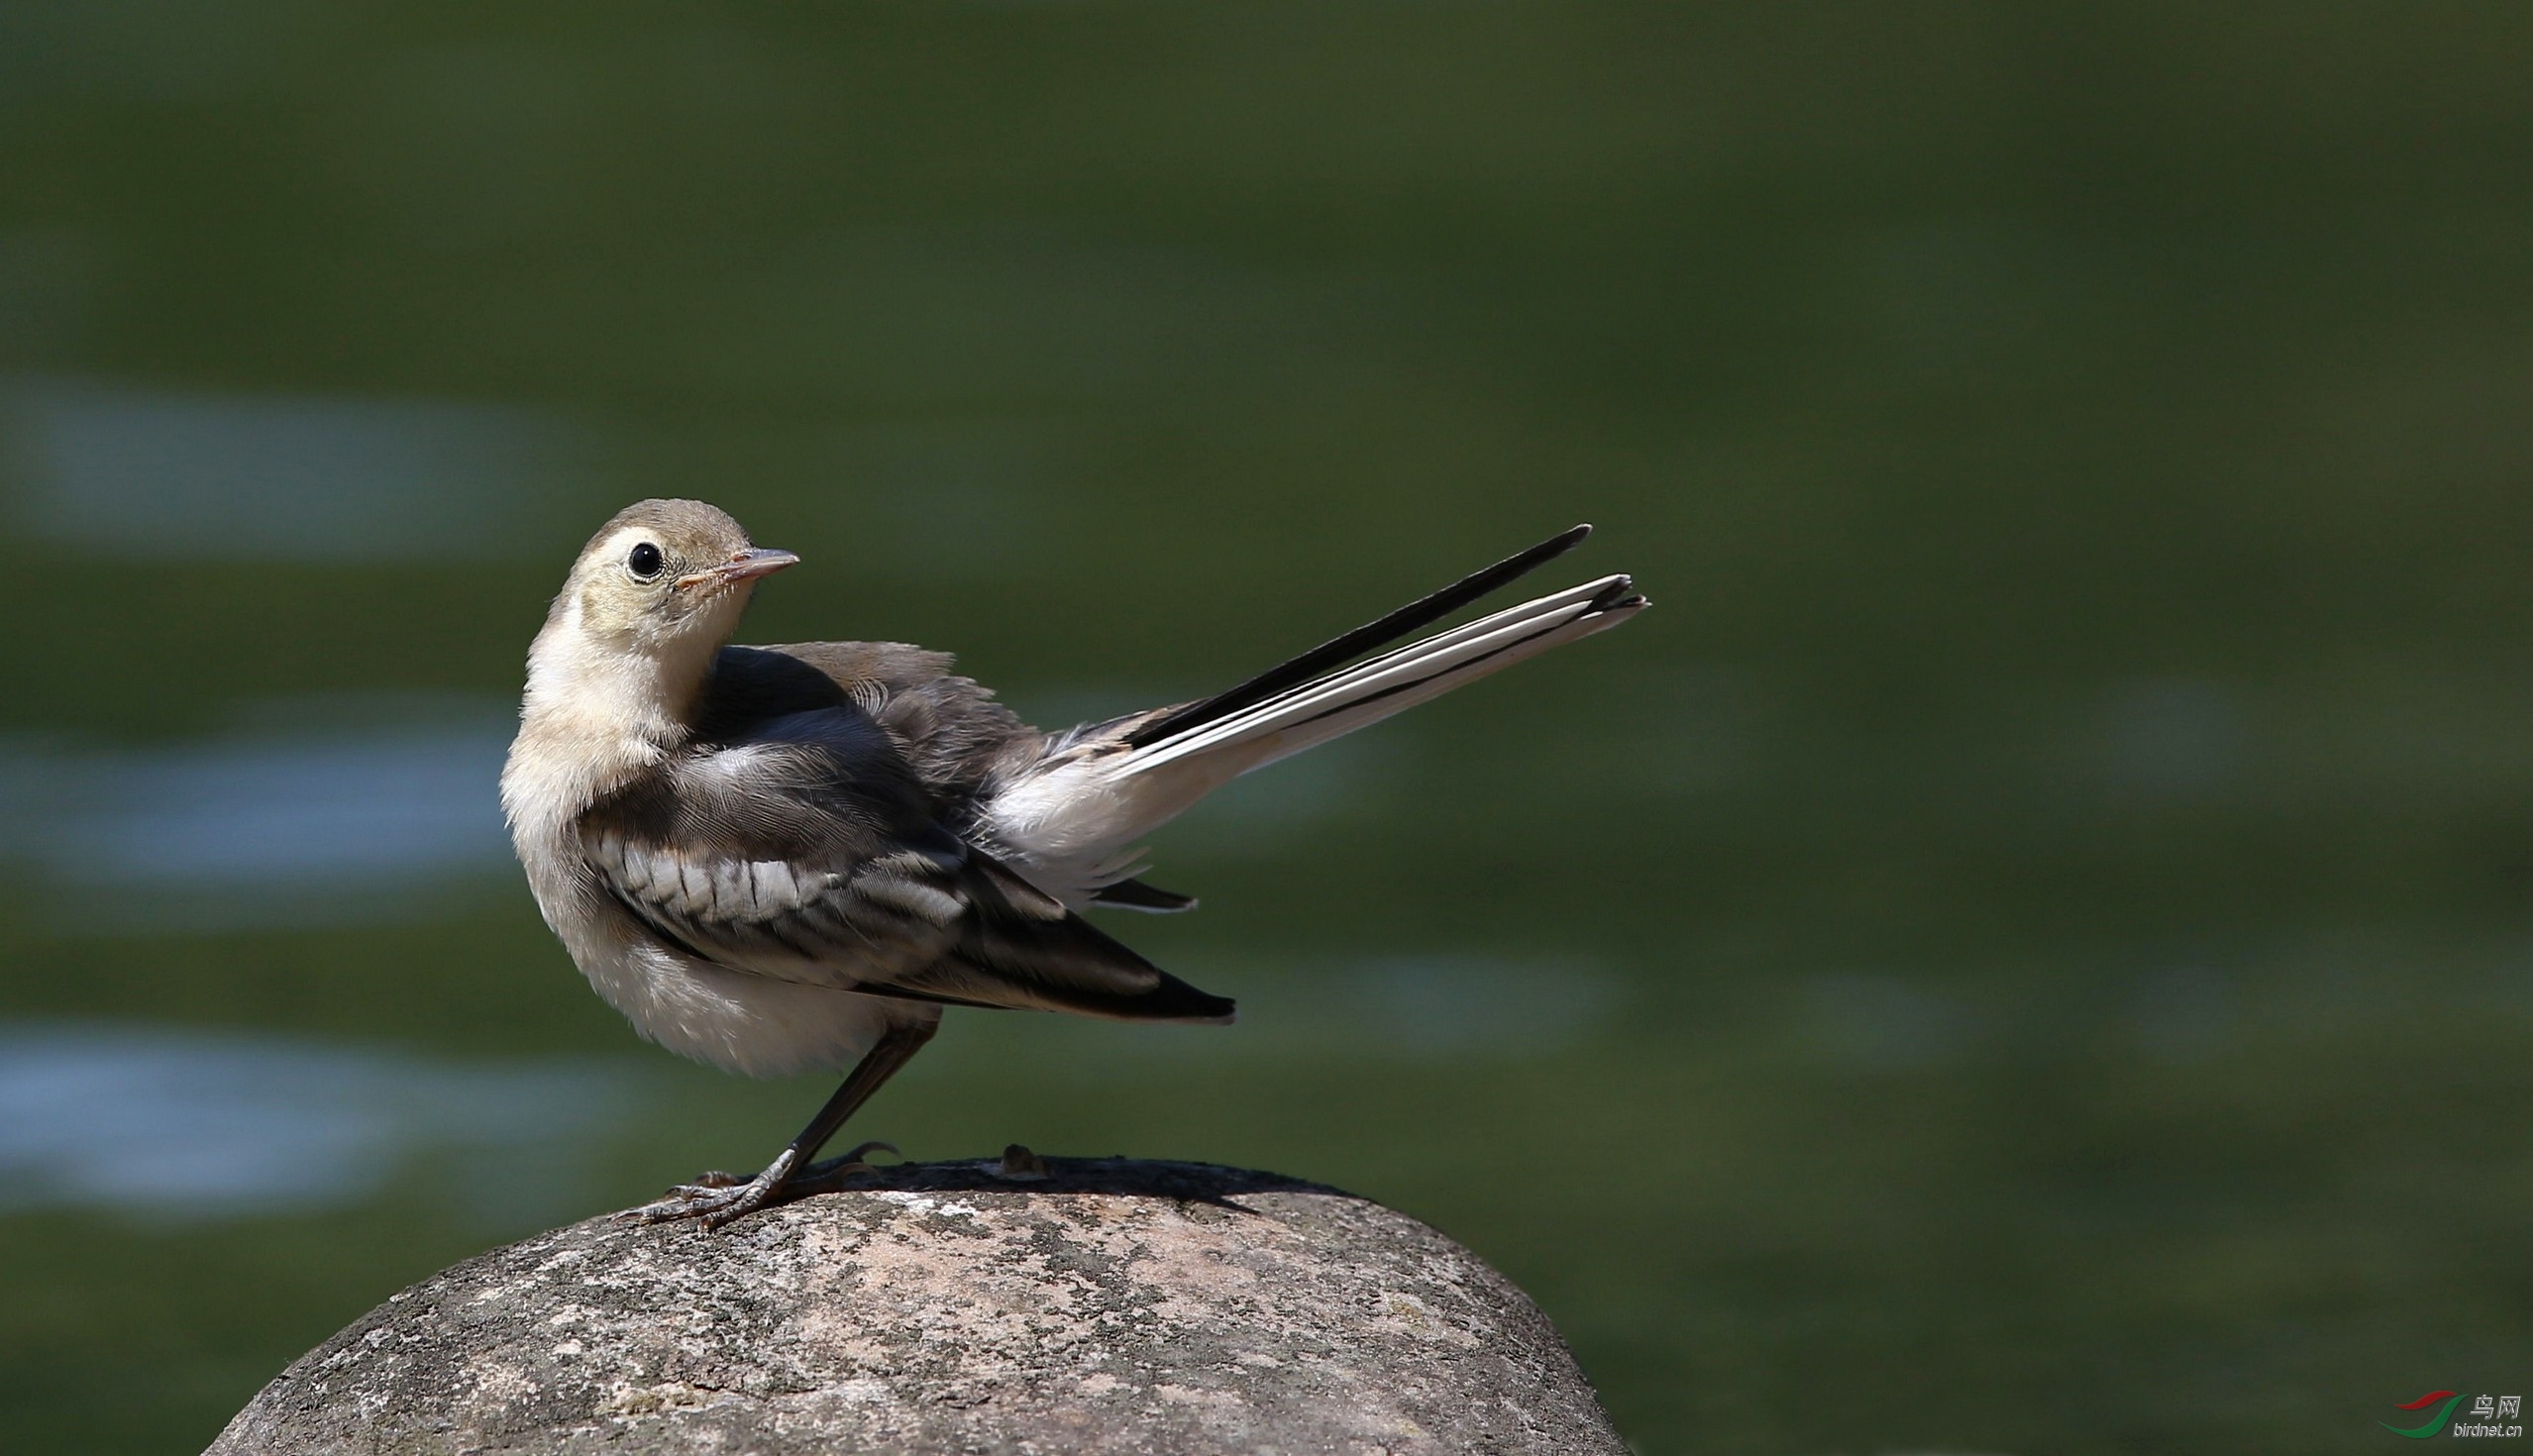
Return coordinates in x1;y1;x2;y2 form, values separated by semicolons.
896;855;1228;1018
1090;877;1200;912
736;642;1043;829
579;701;1230;1023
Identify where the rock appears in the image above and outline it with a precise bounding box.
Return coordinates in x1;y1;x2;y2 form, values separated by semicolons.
207;1158;1626;1455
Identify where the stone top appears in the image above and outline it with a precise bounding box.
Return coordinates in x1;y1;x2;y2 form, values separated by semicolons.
207;1156;1627;1455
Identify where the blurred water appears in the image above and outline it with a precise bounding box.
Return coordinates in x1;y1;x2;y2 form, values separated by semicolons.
0;700;514;930
4;377;589;560
0;1022;638;1226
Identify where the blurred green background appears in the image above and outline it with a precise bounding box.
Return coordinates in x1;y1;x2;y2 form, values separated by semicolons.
5;3;2532;1452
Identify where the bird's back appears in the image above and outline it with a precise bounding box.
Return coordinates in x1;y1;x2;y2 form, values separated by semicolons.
712;642;1046;835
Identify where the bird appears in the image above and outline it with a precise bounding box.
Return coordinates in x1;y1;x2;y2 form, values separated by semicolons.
500;499;1646;1227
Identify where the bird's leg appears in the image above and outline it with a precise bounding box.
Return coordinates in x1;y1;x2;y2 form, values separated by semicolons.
622;1021;936;1229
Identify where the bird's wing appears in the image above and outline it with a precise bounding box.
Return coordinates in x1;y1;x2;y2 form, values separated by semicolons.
728;642;1042;829
577;708;1231;1022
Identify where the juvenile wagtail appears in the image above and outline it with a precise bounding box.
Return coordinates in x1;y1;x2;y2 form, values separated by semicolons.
501;500;1645;1227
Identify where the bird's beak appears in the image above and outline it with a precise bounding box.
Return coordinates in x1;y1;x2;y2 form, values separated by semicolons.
676;548;800;593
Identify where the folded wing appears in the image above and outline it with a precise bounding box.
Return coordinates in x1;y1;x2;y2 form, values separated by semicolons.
579;710;1232;1023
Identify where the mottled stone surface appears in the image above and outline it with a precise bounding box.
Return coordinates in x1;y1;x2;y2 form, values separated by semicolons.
208;1158;1625;1455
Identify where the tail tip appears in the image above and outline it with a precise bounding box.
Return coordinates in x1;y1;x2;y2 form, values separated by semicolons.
1586;574;1647;613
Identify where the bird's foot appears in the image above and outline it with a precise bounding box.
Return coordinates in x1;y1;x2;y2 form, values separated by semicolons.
617;1162;791;1228
618;1141;897;1230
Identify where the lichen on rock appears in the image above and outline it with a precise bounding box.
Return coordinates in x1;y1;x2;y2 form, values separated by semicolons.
207;1157;1626;1455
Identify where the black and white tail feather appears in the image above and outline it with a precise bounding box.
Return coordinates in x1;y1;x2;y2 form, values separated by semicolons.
981;524;1646;911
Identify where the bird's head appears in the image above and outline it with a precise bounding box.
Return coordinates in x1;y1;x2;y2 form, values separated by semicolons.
525;499;797;729
556;498;797;653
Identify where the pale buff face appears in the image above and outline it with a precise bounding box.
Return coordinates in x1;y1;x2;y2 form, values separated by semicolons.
565;507;762;656
515;499;798;752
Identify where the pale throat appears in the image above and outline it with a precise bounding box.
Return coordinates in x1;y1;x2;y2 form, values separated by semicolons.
517;593;741;788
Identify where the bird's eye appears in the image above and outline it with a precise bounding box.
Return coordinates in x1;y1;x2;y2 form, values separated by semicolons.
627;542;664;579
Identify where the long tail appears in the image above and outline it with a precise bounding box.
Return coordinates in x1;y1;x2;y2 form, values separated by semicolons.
983;526;1647;906
1123;563;1643;777
1122;523;1601;750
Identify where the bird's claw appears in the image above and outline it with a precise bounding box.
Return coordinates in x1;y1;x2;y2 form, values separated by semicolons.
617;1181;753;1228
615;1141;897;1230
